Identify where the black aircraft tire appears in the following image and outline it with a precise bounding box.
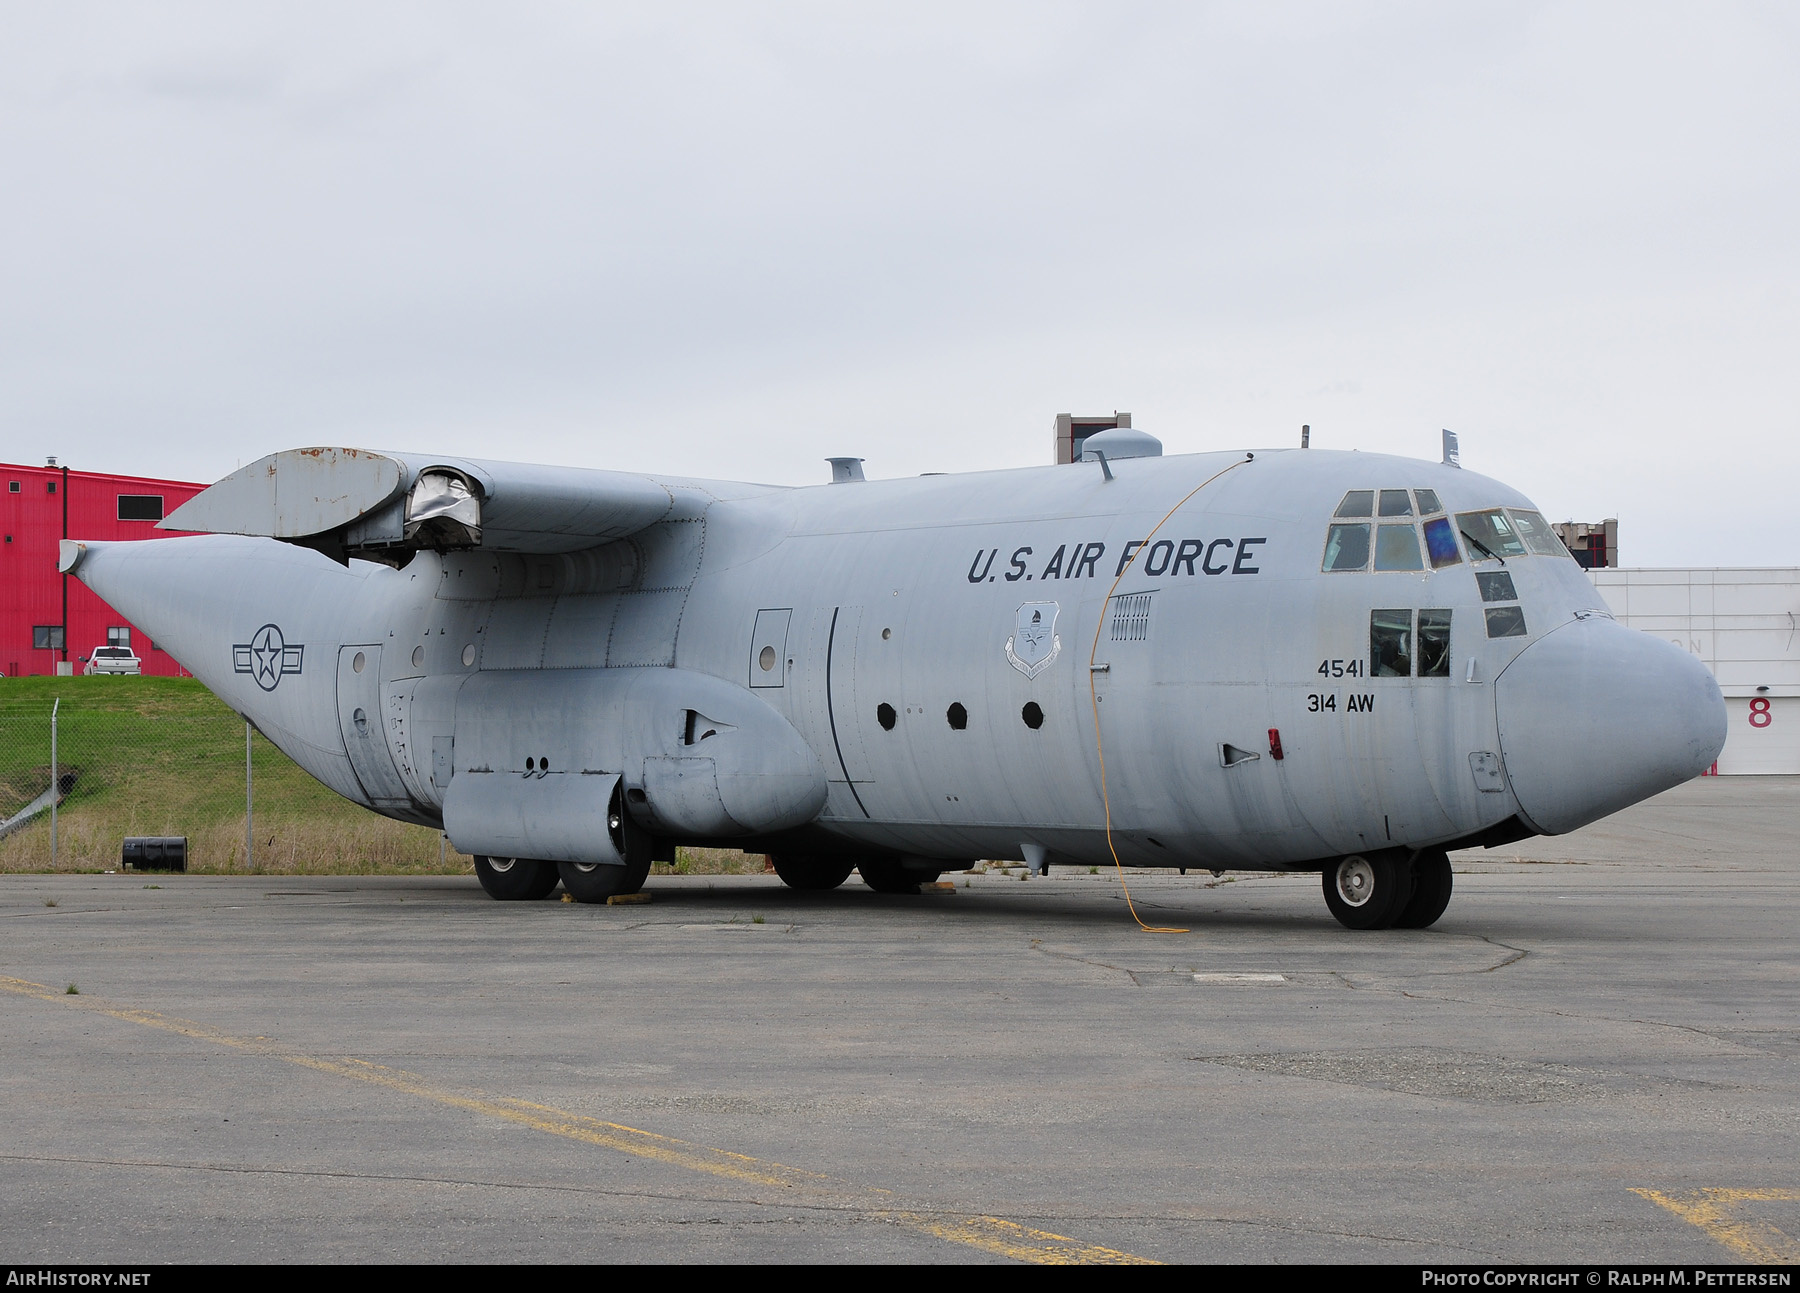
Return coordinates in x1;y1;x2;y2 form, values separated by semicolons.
858;858;939;895
1322;853;1414;930
1393;849;1454;929
558;854;653;903
771;854;856;891
475;855;560;901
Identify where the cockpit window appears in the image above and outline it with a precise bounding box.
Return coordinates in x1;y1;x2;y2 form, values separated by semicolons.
1373;524;1424;571
1507;509;1569;558
1455;509;1528;560
1422;516;1461;568
1335;490;1374;518
1477;571;1518;603
1378;489;1412;517
1485;605;1528;638
1418;610;1452;677
1323;523;1371;571
1371;610;1412;676
1414;488;1443;516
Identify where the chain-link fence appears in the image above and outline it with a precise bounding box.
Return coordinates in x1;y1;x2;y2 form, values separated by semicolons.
0;677;469;874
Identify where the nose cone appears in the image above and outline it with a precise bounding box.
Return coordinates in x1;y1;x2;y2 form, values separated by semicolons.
1495;617;1726;835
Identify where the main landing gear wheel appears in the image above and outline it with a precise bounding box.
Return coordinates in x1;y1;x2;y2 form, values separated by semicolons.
771;854;856;891
858;858;941;895
1322;853;1414;930
559;781;654;904
558;855;652;902
1393;849;1453;929
474;855;560;901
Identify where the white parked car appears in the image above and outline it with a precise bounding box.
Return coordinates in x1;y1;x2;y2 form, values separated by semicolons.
84;647;142;676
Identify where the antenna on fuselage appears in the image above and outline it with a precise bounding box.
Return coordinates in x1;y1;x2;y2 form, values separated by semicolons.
1301;424;1310;449
1442;428;1461;468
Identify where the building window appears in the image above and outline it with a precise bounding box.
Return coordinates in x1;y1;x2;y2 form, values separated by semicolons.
46;481;56;495
118;495;165;521
107;626;131;647
7;481;18;492
33;626;65;651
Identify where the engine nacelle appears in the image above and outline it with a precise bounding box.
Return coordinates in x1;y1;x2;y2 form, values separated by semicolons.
441;667;828;862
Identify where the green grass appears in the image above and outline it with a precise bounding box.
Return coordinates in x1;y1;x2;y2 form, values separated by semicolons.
0;676;461;874
0;676;764;878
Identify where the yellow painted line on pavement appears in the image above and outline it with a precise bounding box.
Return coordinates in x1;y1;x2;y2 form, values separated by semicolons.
889;1212;1156;1265
2;975;1155;1264
1632;1188;1800;1264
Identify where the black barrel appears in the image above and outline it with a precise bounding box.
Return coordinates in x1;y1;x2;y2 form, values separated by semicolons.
122;837;188;872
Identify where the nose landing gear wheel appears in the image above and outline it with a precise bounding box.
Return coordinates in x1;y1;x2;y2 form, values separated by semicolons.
771;855;856;891
474;855;560;901
1393;849;1453;929
1322;853;1414;930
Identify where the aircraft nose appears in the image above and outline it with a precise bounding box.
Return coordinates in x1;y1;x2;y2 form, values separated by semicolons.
1494;616;1726;835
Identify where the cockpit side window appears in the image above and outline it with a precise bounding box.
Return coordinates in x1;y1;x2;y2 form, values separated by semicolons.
1335;490;1374;518
1422;516;1461;567
1418;610;1452;677
1378;489;1412;517
1370;609;1412;677
1455;509;1528;560
1323;524;1371;571
1507;509;1570;558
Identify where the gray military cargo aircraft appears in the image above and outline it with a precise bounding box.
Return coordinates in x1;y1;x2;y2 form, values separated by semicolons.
59;431;1726;929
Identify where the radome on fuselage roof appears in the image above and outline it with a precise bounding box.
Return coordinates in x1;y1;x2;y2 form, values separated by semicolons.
59;428;1724;929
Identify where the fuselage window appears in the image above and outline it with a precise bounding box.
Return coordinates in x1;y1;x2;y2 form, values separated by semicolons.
1485;606;1528;638
1373;524;1424;571
1455;509;1528;560
1323;524;1371;571
1414;488;1443;515
1476;571;1518;602
1335;490;1374;518
1378;489;1412;517
1418;610;1452;677
1507;509;1569;558
1422;516;1461;567
1370;609;1412;676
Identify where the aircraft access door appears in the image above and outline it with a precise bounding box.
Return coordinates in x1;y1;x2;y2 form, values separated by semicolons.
795;605;874;819
335;645;415;810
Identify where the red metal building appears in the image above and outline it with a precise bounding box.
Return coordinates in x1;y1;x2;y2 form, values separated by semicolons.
1;459;207;677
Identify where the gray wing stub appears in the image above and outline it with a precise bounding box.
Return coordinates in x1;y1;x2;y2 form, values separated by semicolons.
163;446;701;564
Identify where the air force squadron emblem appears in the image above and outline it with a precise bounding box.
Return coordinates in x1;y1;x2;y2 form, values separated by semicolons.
1005;601;1061;679
233;624;305;692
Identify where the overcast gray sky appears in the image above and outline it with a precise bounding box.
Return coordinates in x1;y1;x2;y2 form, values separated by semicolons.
2;2;1795;565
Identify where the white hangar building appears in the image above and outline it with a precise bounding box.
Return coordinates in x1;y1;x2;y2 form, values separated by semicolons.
1591;568;1798;775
